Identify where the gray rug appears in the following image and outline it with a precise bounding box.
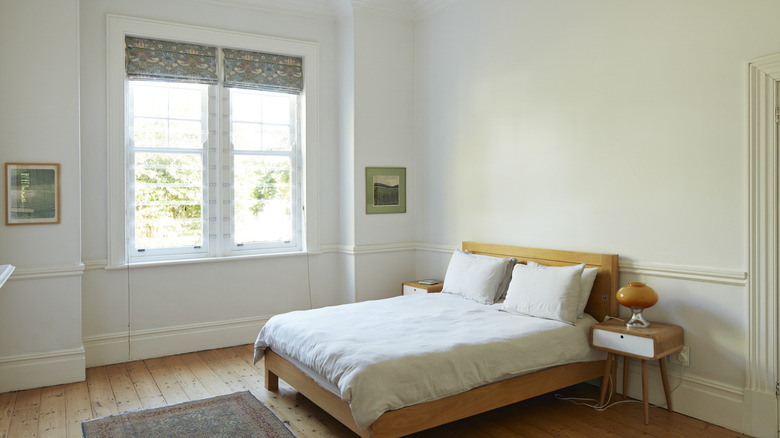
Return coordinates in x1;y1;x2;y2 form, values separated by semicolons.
82;391;294;437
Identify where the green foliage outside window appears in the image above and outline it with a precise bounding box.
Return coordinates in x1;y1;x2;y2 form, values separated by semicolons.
250;166;290;215
134;153;202;247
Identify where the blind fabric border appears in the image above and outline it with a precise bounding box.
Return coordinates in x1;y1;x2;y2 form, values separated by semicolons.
223;49;303;94
126;37;218;84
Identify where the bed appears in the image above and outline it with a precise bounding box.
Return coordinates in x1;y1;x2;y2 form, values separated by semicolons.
256;242;619;437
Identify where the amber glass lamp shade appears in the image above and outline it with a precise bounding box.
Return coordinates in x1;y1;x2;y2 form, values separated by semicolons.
616;282;658;328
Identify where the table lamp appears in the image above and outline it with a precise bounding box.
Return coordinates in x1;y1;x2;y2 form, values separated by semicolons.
616;282;657;328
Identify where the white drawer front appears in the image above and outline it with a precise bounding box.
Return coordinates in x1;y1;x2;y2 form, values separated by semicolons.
592;329;655;358
403;285;427;295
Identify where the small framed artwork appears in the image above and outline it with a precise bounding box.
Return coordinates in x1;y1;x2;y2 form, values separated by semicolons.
366;167;406;214
5;163;61;225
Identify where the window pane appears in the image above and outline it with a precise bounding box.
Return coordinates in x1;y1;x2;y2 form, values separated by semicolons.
231;91;263;123
134;152;203;249
262;125;290;151
169;120;203;148
130;81;206;149
230;88;294;151
134;118;167;148
232;122;262;150
261;94;291;125
233;155;292;245
132;84;168;118
169;88;204;119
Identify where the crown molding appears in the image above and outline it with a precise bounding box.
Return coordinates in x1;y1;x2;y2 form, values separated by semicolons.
411;0;456;19
338;0;457;20
351;0;416;20
188;0;456;21
190;0;338;20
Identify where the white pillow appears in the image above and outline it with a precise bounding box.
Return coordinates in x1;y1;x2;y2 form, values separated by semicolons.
466;251;517;301
527;261;598;318
502;263;585;324
442;249;512;304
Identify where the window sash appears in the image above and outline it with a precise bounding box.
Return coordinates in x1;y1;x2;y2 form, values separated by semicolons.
230;151;300;252
126;81;212;261
126;80;302;260
225;88;301;254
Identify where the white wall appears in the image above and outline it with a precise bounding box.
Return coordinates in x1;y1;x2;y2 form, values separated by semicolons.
413;0;780;434
414;0;774;265
353;10;416;301
353;11;416;246
340;7;418;302
0;0;85;392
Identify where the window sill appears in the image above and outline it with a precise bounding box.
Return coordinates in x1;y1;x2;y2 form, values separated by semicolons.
104;250;318;271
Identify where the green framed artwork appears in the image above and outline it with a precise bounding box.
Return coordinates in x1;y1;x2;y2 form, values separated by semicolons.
366;167;406;214
5;163;61;225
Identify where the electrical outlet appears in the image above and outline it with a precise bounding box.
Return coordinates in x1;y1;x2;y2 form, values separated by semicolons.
670;345;690;367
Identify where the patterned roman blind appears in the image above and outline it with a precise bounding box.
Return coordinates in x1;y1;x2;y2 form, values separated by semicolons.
125;37;218;84
223;49;303;94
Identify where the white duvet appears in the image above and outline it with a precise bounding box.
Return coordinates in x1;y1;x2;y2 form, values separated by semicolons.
254;293;603;430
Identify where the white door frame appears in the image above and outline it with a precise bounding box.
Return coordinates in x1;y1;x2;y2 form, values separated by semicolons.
746;52;780;438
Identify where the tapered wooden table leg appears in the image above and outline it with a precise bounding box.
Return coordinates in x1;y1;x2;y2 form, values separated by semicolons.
641;359;649;425
622;356;630;395
599;353;613;406
659;358;672;411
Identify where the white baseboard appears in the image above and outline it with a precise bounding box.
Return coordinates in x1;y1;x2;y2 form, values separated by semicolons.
617;362;745;434
83;315;272;367
743;388;778;438
670;374;745;433
0;348;86;393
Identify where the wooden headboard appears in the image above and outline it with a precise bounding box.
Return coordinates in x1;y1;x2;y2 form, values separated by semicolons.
462;242;619;322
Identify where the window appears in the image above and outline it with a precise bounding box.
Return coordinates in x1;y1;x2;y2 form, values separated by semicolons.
229;89;300;248
107;17;319;267
126;38;302;261
128;81;210;258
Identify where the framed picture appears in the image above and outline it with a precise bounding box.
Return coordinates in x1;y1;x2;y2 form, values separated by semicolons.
5;163;60;225
366;167;406;214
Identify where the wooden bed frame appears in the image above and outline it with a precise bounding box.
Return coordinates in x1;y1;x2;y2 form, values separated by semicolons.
263;242;619;438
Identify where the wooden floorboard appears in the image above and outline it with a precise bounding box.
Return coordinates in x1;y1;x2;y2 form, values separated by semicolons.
7;388;40;438
63;381;91;438
84;367;117;419
0;392;17;438
38;385;66;438
105;363;143;414
124;360;166;410
0;345;753;437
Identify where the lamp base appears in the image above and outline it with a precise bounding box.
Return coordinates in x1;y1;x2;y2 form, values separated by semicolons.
626;308;651;328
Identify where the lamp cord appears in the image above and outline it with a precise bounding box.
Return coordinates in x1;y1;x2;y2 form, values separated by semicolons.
555;357;685;411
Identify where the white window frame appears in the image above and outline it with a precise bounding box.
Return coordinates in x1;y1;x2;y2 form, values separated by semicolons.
126;80;213;263
224;88;302;255
107;15;319;268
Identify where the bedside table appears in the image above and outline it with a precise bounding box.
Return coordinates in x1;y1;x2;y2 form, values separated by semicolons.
589;318;684;424
402;280;443;295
